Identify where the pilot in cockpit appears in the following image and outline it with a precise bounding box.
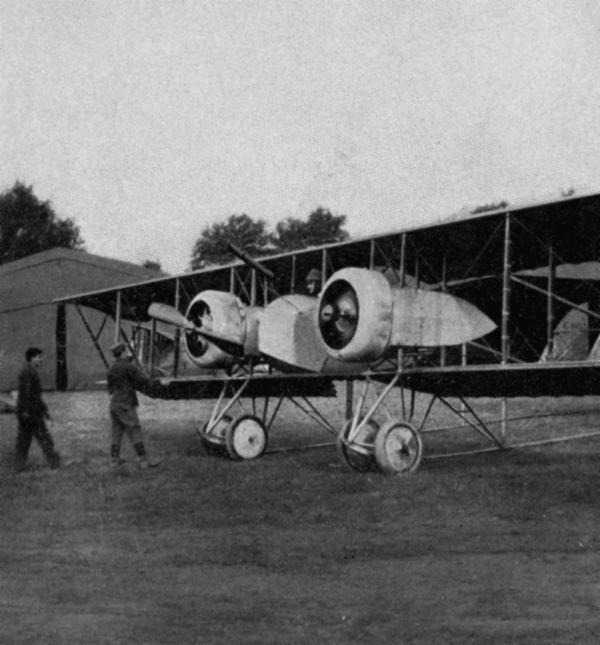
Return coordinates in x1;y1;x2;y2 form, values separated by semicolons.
305;268;322;296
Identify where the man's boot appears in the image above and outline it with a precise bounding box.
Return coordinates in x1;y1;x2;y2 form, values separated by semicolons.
110;444;121;468
135;442;160;469
48;452;61;469
138;456;162;469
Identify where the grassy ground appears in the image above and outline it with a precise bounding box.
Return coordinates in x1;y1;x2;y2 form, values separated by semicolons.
2;390;600;644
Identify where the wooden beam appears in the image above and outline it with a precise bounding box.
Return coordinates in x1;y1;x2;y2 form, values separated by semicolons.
501;213;512;364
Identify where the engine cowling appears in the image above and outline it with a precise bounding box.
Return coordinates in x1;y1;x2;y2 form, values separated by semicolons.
184;290;248;368
318;268;393;362
318;267;496;362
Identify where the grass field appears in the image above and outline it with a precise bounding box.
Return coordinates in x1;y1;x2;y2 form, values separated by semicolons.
2;389;600;644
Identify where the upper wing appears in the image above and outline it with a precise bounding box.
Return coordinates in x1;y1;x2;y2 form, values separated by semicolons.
54;190;600;389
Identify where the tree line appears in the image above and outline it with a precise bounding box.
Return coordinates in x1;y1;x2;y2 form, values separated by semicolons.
0;181;83;264
189;208;348;269
0;181;349;271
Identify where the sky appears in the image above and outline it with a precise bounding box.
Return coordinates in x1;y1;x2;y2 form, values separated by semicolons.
2;0;600;274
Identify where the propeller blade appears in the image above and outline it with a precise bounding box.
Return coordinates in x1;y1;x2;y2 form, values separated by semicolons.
148;303;194;330
148;302;245;357
189;327;245;357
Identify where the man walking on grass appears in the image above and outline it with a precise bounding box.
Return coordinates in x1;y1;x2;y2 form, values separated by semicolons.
15;347;61;472
107;341;161;470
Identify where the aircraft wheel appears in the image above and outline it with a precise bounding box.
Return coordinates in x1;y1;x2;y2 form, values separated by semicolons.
197;415;231;456
225;415;268;460
337;418;379;472
374;420;423;475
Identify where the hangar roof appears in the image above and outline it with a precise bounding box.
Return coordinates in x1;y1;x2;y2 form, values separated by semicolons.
0;247;164;279
0;247;165;314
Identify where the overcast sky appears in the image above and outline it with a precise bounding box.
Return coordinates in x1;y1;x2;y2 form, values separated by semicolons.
2;1;600;273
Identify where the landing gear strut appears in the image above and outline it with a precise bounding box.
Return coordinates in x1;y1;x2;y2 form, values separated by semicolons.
337;375;424;475
337;418;379;472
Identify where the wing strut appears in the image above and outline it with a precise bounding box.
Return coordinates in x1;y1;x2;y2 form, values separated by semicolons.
435;396;504;449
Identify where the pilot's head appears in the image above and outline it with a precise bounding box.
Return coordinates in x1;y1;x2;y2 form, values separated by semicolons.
305;268;322;295
110;341;130;359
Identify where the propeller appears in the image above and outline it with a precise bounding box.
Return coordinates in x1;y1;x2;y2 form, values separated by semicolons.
147;303;245;357
318;281;360;349
148;303;193;330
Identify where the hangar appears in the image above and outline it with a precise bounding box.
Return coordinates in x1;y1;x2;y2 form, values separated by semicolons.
0;248;163;391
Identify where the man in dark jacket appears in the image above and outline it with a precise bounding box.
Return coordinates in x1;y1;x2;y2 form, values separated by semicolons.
107;341;161;469
15;347;61;472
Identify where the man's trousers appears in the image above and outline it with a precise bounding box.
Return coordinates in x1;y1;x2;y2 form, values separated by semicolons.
15;414;60;470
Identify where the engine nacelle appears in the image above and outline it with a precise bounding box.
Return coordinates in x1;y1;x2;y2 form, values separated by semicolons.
318;268;393;362
318;267;496;362
184;290;249;368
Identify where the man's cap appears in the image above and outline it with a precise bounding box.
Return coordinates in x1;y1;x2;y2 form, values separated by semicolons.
306;268;322;282
110;341;126;356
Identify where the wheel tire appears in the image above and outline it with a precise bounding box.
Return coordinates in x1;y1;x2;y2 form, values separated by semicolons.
374;419;423;475
225;415;268;460
197;415;231;456
336;418;379;473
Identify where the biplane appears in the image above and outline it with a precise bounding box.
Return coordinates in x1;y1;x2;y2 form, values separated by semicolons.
55;190;600;474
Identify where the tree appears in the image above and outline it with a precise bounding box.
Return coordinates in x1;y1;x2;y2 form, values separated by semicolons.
274;207;349;252
0;181;83;263
190;213;274;269
470;200;508;214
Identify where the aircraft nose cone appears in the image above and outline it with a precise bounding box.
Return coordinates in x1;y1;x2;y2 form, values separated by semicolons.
320;304;334;323
336;295;358;322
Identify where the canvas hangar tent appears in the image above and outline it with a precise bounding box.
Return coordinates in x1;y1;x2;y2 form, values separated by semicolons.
0;248;163;391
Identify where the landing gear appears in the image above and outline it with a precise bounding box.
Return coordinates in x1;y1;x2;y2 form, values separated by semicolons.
337;417;422;475
198;371;338;463
198;374;268;461
225;415;267;460
197;369;426;474
336;374;426;475
199;414;268;460
337;418;379;472
197;415;232;456
374;419;423;475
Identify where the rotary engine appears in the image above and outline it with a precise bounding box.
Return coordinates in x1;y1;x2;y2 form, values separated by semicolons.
183;290;259;368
